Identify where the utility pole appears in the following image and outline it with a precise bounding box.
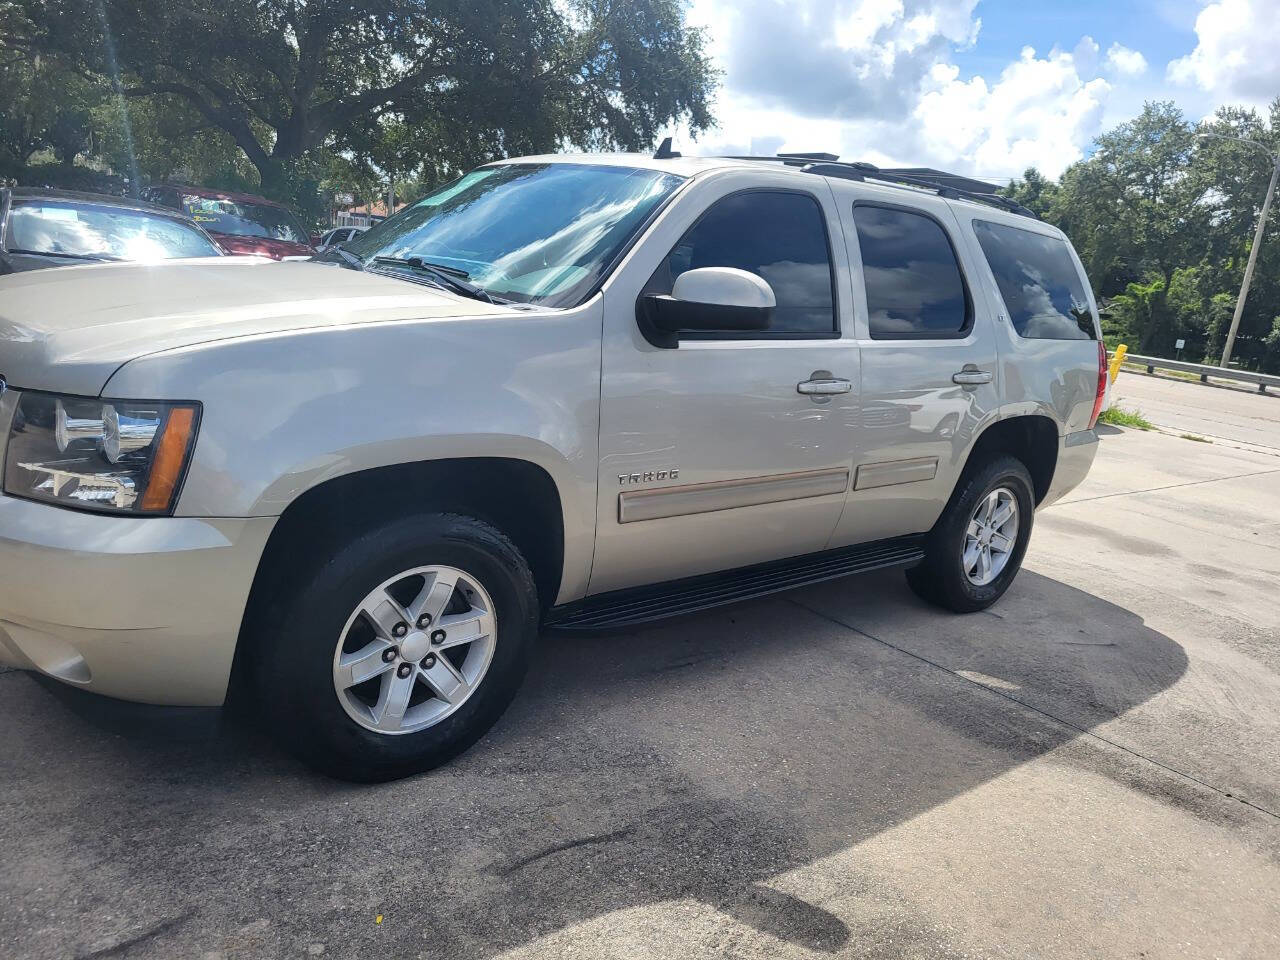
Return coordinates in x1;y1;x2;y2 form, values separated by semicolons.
1222;157;1280;368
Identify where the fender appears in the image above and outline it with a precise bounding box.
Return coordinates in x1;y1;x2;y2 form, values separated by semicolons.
102;299;606;601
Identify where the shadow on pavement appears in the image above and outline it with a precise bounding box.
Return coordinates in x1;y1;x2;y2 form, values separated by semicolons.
0;570;1186;959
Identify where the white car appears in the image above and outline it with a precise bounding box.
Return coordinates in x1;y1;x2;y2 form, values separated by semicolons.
0;150;1105;781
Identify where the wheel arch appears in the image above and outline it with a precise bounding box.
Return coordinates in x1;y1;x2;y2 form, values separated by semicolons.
250;456;566;610
228;456;569;702
962;415;1059;505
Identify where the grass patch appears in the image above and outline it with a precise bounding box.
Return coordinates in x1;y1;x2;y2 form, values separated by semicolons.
1097;406;1153;430
1179;433;1212;443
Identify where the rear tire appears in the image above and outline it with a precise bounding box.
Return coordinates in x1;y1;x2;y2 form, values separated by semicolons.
906;455;1034;613
250;512;538;782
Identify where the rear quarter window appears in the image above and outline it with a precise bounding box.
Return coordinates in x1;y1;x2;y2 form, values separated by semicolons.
973;220;1096;340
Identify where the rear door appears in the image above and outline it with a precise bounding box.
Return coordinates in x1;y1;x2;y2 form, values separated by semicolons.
829;188;1001;548
589;169;860;595
956;211;1103;434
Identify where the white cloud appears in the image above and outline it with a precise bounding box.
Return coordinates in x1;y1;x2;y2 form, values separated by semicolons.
1167;0;1280;105
1105;43;1148;77
710;0;981;120
681;0;1138;180
913;46;1110;178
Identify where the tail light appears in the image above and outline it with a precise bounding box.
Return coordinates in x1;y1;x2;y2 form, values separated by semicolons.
1088;340;1107;429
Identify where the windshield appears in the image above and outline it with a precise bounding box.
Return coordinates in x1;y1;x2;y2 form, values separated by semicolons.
343;163;684;305
7;201;221;261
181;195;309;244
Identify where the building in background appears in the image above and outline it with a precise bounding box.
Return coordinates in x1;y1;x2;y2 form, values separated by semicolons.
332;196;407;228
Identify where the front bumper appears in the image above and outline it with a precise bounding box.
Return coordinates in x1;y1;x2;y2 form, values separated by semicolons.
0;494;274;706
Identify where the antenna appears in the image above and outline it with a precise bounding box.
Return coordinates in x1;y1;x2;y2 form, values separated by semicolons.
653;137;681;160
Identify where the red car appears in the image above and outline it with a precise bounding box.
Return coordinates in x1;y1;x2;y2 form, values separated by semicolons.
143;184;315;259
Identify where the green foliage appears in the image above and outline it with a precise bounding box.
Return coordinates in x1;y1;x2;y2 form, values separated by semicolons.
0;51;105;168
1097;407;1153;430
1002;168;1060;220
5;0;716;199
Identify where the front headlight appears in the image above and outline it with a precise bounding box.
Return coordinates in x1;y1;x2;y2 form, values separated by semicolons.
4;392;200;515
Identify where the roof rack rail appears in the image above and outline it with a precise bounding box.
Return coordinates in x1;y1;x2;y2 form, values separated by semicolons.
775;151;840;162
721;153;1038;220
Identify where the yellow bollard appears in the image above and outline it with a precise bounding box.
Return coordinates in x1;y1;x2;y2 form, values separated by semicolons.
1108;344;1128;384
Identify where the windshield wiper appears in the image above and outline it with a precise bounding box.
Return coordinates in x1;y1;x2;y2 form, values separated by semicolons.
314;246;365;271
371;256;500;304
8;248;123;262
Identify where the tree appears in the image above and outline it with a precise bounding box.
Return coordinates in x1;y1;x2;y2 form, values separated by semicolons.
0;49;103;170
0;56;48;166
1048;102;1212;352
6;0;716;194
1191;102;1280;365
1001;167;1059;220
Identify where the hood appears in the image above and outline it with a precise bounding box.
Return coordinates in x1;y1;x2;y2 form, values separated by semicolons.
0;257;509;396
212;232;315;259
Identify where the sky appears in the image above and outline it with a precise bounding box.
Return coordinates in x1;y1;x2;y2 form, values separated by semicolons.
677;0;1280;182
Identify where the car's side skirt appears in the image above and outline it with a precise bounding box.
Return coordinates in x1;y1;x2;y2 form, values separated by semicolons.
544;534;926;632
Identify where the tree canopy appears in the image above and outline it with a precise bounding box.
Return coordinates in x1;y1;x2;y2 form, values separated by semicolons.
2;0;715;200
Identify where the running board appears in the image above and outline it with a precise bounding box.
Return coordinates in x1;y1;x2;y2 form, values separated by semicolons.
545;535;925;632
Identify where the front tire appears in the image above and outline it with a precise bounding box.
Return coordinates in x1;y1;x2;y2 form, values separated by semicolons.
251;513;538;782
906;455;1035;613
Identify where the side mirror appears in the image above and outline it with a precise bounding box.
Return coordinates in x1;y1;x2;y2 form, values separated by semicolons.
638;267;775;348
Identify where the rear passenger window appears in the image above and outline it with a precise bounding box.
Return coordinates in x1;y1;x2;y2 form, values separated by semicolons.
973;220;1096;340
853;205;970;339
645;191;837;336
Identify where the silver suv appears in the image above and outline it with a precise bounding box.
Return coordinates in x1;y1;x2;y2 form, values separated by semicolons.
0;152;1105;780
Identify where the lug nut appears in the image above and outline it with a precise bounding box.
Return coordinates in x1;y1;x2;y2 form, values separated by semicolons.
416;613;432;629
382;647;398;663
396;663;412;679
430;629;446;645
421;654;436;669
392;621;408;638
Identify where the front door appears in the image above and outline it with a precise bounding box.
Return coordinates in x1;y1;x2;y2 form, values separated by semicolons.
589;170;860;595
829;192;1001;548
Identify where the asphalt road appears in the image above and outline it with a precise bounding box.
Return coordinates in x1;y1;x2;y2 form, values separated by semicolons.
1112;366;1280;452
2;376;1279;960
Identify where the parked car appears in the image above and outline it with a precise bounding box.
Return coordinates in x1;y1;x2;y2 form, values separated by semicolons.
315;225;366;252
0;188;222;272
143;184;314;259
0;151;1105;781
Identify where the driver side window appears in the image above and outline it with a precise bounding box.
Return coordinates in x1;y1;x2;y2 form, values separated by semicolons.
642;190;838;337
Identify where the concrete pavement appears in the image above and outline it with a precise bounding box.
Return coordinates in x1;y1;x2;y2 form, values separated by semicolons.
2;377;1278;960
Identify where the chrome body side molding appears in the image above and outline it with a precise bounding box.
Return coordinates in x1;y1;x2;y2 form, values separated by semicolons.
853;457;939;491
618;467;850;524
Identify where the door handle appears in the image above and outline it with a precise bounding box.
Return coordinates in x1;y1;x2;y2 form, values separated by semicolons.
797;376;853;396
951;368;993;386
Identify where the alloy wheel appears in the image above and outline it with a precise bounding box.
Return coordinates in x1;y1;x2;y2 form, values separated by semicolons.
332;565;497;735
962;486;1018;586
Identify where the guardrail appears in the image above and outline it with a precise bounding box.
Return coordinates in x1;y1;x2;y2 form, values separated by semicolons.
1124;353;1280;394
